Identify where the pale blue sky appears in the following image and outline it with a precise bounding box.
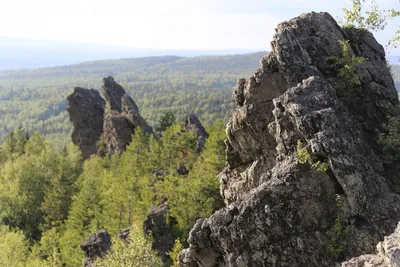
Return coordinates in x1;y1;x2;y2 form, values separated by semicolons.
1;0;399;52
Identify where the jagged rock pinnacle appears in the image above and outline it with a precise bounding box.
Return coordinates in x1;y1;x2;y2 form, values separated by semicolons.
67;76;153;157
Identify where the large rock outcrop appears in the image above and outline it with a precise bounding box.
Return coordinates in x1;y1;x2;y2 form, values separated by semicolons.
342;222;400;266
180;12;400;267
67;76;153;157
66;88;105;159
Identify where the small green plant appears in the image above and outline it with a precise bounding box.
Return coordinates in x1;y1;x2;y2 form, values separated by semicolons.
96;226;162;267
377;116;400;162
169;238;184;267
326;40;365;101
296;140;328;172
96;133;105;155
377;113;400;192
340;0;400;51
327;195;348;260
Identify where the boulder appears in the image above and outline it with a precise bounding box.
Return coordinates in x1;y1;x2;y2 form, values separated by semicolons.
176;163;189;176
80;230;111;267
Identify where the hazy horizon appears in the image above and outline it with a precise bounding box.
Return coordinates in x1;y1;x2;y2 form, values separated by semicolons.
1;0;399;70
1;35;399;72
0;36;269;71
1;0;399;50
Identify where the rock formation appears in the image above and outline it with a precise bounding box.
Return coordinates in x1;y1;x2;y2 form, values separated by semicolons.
67;76;153;157
102;76;153;155
184;114;209;152
143;197;176;263
177;163;189;176
66;88;105;159
80;230;111;267
81;199;176;266
342;222;400;266
180;12;400;267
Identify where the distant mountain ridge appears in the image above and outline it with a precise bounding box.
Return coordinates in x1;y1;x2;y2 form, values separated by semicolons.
0;37;265;71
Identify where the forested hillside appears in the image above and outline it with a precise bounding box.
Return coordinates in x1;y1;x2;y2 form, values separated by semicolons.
0;120;226;266
0;52;265;147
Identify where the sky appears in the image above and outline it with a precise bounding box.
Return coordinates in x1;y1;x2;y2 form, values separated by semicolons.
1;0;399;52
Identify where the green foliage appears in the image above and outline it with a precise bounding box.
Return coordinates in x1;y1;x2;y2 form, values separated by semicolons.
0;117;226;266
96;133;105;155
326;40;365;101
0;134;58;239
0;52;264;148
157;111;176;136
41;144;82;231
377;114;400;192
96;225;162;267
158;122;199;170
169;239;184;267
157;121;225;240
27;228;63;267
296;140;328;172
0;133;82;241
1;126;29;161
327;195;348;260
341;0;400;50
59;156;106;267
0;225;29;267
378;116;400;161
98;130;156;234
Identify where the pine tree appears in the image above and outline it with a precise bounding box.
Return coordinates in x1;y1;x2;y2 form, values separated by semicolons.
156;111;176;136
0;225;29;267
59;156;105;267
40;144;82;231
1;126;29;160
156;120;226;240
